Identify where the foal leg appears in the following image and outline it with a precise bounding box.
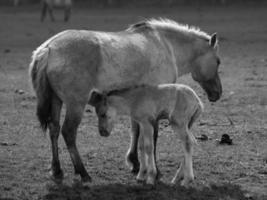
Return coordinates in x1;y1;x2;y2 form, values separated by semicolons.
142;122;157;185
172;125;194;186
48;95;63;182
136;132;146;182
61;103;91;183
126;119;140;174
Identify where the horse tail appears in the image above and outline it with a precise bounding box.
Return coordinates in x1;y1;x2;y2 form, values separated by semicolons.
187;99;204;145
29;47;52;132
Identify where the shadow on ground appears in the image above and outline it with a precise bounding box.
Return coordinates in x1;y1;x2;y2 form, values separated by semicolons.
44;181;265;200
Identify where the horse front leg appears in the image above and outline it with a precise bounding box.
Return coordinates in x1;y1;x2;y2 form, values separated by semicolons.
126;119;140;174
40;2;47;22
48;95;63;182
61;103;91;184
48;7;55;22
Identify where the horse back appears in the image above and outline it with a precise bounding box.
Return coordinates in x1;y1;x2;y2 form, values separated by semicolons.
96;31;177;91
43;30;101;103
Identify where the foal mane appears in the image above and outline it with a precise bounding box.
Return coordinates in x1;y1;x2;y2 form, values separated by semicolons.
127;18;210;41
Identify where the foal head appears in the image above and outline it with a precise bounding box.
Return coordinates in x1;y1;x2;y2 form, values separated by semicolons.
89;91;116;137
192;33;222;102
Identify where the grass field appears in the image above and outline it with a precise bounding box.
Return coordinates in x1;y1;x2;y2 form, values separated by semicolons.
0;4;267;200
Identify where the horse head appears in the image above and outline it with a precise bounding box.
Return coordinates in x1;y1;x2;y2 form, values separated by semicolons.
191;33;222;102
89;91;116;137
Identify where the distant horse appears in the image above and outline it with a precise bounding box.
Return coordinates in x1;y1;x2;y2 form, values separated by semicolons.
29;18;222;184
89;84;204;186
41;0;72;22
13;0;19;6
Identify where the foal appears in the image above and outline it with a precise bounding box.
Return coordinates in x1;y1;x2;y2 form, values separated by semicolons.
90;84;204;186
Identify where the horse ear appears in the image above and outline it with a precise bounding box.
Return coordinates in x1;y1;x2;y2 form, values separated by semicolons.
89;90;104;106
209;33;218;48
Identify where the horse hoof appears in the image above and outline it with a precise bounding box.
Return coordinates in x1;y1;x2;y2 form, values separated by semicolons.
49;170;64;183
146;176;156;186
156;170;163;180
131;166;140;174
73;174;80;182
136;175;146;183
82;181;91;188
81;175;92;183
136;179;145;184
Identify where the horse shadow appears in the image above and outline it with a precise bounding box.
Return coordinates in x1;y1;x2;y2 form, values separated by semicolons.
43;180;265;200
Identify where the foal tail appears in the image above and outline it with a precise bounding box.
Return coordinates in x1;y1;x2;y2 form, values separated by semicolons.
188;101;204;129
187;100;204;145
29;47;52;132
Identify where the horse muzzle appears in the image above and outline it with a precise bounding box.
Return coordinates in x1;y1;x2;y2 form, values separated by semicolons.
207;91;221;102
200;75;222;102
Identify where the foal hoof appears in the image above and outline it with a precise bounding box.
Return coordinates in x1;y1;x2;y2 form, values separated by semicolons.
181;178;194;188
146;177;156;187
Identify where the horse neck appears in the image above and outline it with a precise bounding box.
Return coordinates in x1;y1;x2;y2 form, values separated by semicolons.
159;30;198;77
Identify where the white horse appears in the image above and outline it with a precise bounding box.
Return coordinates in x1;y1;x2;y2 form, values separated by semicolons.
29;18;221;184
90;84;204;186
41;0;72;22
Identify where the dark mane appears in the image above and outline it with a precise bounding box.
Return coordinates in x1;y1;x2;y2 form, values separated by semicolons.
127;21;153;32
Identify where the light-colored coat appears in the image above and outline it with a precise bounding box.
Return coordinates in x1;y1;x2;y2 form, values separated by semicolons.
91;84;204;185
29;19;220;184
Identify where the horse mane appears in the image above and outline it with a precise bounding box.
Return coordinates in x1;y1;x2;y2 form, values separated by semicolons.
127;18;210;41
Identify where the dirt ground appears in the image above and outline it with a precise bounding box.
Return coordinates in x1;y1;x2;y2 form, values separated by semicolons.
0;4;267;200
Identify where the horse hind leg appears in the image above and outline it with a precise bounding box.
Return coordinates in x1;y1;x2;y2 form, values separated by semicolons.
61;102;91;184
48;95;63;182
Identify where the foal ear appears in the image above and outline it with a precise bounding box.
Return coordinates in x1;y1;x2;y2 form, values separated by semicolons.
89;90;104;106
209;33;218;48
